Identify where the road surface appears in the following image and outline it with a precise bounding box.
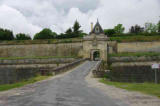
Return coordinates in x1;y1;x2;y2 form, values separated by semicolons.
0;61;127;106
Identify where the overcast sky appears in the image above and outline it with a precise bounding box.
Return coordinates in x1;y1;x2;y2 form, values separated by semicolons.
0;0;160;38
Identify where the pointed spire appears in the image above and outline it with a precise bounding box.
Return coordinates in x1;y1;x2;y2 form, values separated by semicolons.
97;18;99;23
90;19;104;34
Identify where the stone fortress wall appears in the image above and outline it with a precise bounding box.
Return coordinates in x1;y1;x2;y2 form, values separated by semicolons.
118;41;160;53
1;40;160;84
0;41;160;58
0;58;80;84
0;43;83;58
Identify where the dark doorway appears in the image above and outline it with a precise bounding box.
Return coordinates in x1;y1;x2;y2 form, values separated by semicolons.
93;51;100;61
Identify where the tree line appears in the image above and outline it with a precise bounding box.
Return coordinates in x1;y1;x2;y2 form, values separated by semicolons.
104;21;160;37
0;20;160;41
0;21;86;40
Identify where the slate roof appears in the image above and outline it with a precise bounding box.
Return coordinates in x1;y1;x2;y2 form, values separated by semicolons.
90;20;104;35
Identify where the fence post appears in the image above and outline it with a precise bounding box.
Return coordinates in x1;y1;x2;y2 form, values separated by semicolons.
155;69;158;84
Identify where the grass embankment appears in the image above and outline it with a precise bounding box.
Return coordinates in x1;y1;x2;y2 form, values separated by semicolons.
0;56;76;60
0;76;51;92
109;52;160;57
100;79;160;98
110;35;160;42
0;35;160;44
0;38;83;45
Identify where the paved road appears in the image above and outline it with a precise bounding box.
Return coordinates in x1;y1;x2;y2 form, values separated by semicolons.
0;61;127;106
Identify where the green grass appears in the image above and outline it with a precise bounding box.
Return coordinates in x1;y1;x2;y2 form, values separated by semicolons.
110;35;160;42
0;56;76;60
100;79;160;98
109;52;160;57
0;75;51;91
0;35;160;44
0;38;83;45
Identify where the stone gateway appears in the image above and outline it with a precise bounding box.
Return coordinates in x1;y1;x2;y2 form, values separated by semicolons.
83;20;109;61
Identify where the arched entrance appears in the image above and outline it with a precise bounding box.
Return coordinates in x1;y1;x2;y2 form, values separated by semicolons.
93;51;100;61
91;50;100;61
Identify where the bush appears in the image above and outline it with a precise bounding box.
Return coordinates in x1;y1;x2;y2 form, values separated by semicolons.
16;33;31;40
34;28;57;40
0;28;14;40
110;35;160;42
104;29;115;37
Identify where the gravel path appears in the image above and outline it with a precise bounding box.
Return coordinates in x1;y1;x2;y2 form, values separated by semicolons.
86;70;160;106
0;61;127;106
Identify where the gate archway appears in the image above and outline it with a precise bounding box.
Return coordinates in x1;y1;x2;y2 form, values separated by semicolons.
91;50;100;61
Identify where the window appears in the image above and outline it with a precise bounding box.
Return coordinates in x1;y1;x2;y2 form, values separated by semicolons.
96;27;99;33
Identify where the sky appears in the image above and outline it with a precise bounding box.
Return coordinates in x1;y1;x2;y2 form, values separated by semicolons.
0;0;160;38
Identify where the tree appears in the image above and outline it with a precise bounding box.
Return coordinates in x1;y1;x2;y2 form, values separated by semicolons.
73;21;81;32
16;33;31;40
56;20;84;39
158;21;160;33
65;28;74;38
72;20;82;37
0;28;14;40
104;29;115;36
129;25;144;34
66;28;72;34
114;24;125;34
145;22;158;33
33;28;57;40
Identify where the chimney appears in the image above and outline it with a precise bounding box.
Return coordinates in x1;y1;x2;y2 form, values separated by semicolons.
91;22;93;32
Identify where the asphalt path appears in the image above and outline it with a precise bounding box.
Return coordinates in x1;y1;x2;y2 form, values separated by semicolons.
0;61;127;106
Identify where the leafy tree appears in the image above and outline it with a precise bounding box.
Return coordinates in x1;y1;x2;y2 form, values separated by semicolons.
65;28;74;38
114;24;125;34
79;33;87;37
34;28;57;40
104;29;115;36
66;28;72;34
145;22;158;33
129;25;144;34
16;33;31;40
0;28;14;40
158;21;160;33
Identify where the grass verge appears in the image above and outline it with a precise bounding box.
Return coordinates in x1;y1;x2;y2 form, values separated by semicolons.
0;56;76;60
108;52;160;57
110;35;160;42
0;75;51;92
100;78;160;98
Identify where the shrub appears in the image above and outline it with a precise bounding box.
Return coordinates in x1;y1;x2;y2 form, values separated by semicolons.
34;28;57;40
16;33;31;40
0;28;14;40
104;29;116;37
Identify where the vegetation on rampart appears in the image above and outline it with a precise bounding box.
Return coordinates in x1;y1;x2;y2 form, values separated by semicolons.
0;38;82;45
110;35;160;42
0;56;76;60
109;52;160;57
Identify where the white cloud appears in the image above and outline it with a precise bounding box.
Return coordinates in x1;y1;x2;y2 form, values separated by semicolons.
0;5;41;38
0;0;160;35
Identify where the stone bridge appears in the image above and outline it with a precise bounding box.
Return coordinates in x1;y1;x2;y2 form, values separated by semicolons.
0;61;127;106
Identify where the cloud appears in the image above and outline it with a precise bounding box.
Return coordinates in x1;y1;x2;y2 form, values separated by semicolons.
0;5;41;38
0;0;160;35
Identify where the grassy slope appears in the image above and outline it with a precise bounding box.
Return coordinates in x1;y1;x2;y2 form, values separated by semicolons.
0;76;51;91
110;35;160;42
100;79;160;98
0;38;83;45
0;56;76;60
109;52;160;57
0;35;160;44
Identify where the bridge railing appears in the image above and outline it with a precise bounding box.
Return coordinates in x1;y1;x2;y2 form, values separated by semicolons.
92;60;106;78
52;59;86;75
